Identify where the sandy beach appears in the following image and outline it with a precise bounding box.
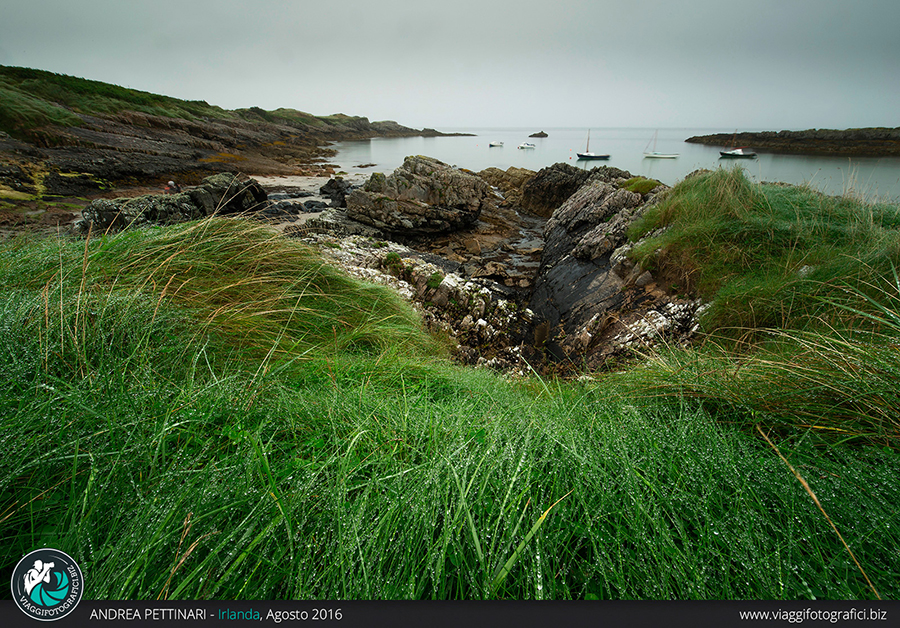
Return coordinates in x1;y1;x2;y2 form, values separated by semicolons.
248;172;372;231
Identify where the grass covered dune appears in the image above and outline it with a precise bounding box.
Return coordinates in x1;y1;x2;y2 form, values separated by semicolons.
1;169;899;600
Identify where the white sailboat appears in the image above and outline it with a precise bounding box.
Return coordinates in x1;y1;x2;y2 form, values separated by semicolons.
643;130;679;159
576;130;610;160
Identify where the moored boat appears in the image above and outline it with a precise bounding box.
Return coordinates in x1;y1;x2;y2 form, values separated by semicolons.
576;130;610;160
518;142;536;149
720;147;757;158
489;141;503;147
643;130;679;159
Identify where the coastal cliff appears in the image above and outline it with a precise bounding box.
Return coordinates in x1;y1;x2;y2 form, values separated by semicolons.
685;127;900;157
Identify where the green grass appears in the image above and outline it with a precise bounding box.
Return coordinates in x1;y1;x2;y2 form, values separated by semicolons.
1;216;898;600
620;177;663;195
0;65;391;142
628;167;900;334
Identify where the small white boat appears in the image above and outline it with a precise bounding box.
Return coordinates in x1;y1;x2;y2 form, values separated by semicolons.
518;142;536;150
489;141;504;147
643;130;679;159
720;147;757;158
576;130;610;160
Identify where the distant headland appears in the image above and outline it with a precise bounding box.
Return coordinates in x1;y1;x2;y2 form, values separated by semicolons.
0;64;468;190
685;128;900;157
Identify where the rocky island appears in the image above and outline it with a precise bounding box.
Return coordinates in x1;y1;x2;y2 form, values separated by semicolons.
685;127;900;157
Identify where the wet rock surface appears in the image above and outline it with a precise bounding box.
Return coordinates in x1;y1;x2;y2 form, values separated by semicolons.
286;160;708;374
345;156;498;236
74;172;267;233
527;169;704;370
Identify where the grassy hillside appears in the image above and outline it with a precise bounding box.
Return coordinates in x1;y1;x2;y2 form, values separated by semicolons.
1;176;898;600
0;65;393;142
623;168;900;443
630;168;900;335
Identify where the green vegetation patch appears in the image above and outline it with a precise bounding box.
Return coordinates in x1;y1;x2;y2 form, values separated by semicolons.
628;167;900;333
620;176;663;195
0;81;84;138
0;65;231;123
427;271;444;289
0;185;33;201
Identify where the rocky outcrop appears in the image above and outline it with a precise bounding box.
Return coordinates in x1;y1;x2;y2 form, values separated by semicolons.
685;127;900;157
74;173;267;233
520;163;631;218
529;131;549;138
530;174;643;335
281;159;710;374
345;156;499;236
527;169;704;368
477;166;537;208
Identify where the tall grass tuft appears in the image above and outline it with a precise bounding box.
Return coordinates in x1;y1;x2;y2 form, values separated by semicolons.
627;167;900;336
0;218;441;369
607;266;900;445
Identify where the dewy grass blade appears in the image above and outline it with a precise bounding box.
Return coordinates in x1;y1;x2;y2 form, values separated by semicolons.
757;425;881;600
489;489;573;595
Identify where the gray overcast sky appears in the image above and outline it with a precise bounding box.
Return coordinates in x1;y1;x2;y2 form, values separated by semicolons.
2;0;898;129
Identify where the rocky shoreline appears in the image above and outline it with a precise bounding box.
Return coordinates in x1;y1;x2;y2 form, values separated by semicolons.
0;105;465;235
60;156;703;375
685;127;900;157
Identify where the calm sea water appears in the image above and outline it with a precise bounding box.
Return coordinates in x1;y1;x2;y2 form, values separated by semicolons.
330;127;900;202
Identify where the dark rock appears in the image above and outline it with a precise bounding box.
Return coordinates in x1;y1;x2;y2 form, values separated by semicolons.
529;131;549;138
319;177;353;207
272;201;304;214
0;163;37;195
42;171;108;196
75;172;267;233
345;155;498;236
188;172;267;215
520;163;591;217
521;164;634;218
303;200;329;212
530;181;641;331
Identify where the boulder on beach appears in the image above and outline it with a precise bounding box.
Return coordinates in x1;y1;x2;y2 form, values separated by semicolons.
75;172;267;233
319;177;353;207
345;155;499;236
